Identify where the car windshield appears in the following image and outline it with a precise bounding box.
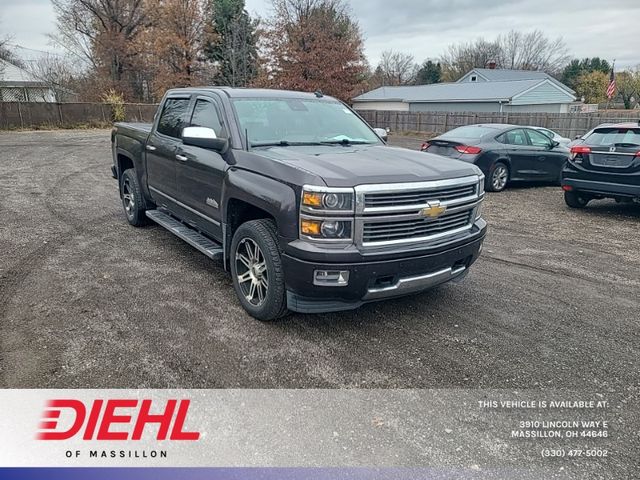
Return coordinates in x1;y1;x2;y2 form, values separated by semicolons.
587;128;640;147
231;98;381;146
440;125;498;140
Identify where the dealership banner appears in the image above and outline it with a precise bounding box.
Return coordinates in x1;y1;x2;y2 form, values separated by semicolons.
0;389;635;479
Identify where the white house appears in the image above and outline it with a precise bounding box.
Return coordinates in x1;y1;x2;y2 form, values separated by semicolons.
353;68;577;114
0;59;55;102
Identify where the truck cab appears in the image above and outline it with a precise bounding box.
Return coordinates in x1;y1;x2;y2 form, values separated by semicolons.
112;87;487;321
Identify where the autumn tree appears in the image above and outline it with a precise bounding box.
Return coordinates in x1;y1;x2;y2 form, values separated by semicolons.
205;0;259;87
140;0;214;99
616;67;640;109
258;0;368;101
575;71;609;104
372;50;417;86
51;0;149;99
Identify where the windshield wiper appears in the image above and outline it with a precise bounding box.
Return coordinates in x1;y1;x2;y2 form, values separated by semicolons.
320;139;375;145
250;140;329;147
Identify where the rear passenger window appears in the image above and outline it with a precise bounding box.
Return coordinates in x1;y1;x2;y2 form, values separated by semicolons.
157;98;190;138
190;99;224;137
502;129;528;146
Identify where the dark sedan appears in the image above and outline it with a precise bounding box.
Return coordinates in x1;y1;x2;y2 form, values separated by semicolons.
421;124;570;192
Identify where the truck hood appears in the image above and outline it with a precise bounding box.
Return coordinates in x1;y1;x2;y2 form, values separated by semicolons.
253;144;481;187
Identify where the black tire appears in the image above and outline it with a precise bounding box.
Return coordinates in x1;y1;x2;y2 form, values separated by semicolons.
486;162;509;192
564;190;590;209
230;219;288;321
120;168;148;227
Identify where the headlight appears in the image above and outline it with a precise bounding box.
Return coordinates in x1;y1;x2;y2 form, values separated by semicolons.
301;186;354;213
478;175;485;196
300;216;353;241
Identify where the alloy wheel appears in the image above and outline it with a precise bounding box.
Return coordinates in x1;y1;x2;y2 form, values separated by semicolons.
122;179;135;217
492;165;508;191
235;238;268;306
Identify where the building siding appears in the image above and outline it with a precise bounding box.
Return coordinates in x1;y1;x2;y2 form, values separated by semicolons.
352;101;409;112
511;82;574;105
409;102;506;113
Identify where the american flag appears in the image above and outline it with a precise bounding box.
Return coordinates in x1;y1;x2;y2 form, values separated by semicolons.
606;65;616;100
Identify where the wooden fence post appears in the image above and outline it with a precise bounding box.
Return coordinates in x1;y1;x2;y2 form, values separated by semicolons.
17;102;24;129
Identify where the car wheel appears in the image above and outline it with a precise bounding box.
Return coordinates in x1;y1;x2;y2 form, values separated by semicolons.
230;219;288;321
564;191;590;209
121;168;148;227
486;162;509;192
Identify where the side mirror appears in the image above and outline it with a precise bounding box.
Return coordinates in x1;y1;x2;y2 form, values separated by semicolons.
550;140;560;149
182;126;228;153
373;127;388;142
574;135;581;140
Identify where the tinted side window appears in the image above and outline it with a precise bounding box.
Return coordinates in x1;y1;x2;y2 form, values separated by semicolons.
190;99;224;137
502;129;528;146
527;129;552;147
157;98;190;138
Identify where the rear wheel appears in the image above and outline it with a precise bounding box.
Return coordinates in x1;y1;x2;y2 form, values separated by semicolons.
564;190;590;208
230;219;288;321
486;162;509;192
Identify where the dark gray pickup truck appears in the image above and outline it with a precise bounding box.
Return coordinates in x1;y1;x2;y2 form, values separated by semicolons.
111;87;487;320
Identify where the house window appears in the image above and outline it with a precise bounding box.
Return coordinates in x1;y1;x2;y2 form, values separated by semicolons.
470;75;477;82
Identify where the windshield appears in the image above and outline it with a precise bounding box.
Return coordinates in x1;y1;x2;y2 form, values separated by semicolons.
440;125;498;140
231;98;381;146
587;128;640;147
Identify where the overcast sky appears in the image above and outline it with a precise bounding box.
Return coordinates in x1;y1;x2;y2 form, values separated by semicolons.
2;0;639;69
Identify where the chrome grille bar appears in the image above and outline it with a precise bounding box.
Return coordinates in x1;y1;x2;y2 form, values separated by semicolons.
354;175;482;248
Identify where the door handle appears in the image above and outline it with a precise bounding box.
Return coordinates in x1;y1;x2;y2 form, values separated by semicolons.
146;145;156;151
175;154;188;162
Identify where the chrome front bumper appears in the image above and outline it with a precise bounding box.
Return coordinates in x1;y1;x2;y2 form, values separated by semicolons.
362;265;467;301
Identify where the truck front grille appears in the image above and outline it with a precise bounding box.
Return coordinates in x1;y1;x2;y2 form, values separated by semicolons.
354;176;482;248
364;184;476;208
363;210;472;244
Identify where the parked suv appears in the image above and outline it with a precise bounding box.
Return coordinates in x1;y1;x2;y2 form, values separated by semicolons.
562;123;640;208
111;87;486;320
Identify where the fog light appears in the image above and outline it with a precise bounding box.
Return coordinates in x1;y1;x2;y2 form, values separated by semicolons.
313;270;350;286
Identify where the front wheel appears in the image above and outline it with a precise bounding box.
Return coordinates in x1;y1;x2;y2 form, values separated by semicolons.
121;168;148;226
486;162;509;192
230;219;288;321
564;190;590;208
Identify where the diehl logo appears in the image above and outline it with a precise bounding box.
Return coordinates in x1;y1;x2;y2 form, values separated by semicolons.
37;399;200;441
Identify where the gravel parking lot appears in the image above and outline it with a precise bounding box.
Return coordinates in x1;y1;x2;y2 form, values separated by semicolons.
0;129;638;391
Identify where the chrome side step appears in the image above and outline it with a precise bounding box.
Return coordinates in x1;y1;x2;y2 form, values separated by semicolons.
146;210;223;260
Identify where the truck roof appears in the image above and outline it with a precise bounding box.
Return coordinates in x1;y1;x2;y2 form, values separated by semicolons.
166;86;339;101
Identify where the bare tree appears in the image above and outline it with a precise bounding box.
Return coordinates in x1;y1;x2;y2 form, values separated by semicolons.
27;54;77;102
497;30;569;74
373;50;417;86
440;38;501;81
440;30;570;81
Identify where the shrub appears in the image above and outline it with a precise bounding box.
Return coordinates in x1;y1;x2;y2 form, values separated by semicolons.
102;90;126;122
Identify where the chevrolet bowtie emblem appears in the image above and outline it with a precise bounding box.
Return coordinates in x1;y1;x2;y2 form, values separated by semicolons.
420;201;447;218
